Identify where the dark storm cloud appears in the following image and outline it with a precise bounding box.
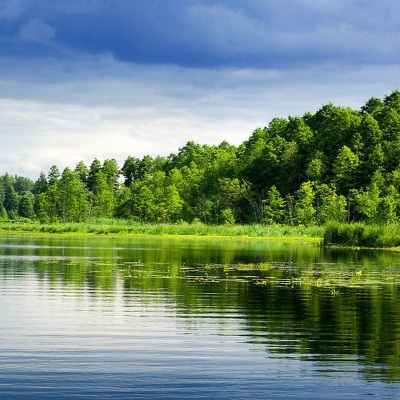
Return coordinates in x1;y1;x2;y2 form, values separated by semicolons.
1;0;400;68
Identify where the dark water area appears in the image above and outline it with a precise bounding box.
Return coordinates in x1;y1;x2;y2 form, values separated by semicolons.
0;236;399;399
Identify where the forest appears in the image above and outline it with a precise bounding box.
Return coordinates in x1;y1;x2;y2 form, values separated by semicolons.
2;89;400;226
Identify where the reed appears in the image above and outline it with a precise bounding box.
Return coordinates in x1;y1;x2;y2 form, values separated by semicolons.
324;222;400;248
0;219;324;239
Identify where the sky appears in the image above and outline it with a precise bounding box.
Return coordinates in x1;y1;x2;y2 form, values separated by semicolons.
1;0;400;179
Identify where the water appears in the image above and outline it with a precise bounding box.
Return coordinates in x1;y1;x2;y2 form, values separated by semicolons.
0;236;399;399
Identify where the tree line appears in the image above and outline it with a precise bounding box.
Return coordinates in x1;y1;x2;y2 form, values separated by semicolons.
2;89;400;225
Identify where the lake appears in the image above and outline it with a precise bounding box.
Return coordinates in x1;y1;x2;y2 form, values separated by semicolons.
0;235;399;399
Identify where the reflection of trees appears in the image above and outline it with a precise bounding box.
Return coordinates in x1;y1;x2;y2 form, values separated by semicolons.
240;284;400;382
1;236;400;382
0;237;120;291
120;257;400;382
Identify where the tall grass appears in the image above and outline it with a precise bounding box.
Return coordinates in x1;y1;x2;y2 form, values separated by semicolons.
324;222;400;248
4;219;400;247
0;219;324;239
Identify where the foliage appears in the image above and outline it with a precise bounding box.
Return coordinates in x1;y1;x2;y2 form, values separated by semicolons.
315;184;347;224
293;181;316;226
2;90;400;232
263;185;285;225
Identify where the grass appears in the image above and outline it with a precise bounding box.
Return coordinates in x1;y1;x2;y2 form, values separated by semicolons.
0;219;324;240
324;222;400;248
3;219;400;249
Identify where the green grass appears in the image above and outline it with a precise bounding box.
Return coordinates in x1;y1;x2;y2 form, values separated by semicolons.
0;219;324;240
4;219;400;248
324;221;400;248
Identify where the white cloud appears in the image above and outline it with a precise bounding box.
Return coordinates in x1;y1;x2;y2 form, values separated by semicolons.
0;0;27;19
18;19;56;42
0;54;399;179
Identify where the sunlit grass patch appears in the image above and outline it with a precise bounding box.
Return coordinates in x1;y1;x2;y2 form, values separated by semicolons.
235;262;277;271
0;220;324;240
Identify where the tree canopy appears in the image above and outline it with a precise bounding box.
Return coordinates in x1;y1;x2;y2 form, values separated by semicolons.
3;90;400;226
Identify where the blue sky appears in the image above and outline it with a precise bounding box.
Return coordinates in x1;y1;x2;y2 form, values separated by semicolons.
1;0;399;178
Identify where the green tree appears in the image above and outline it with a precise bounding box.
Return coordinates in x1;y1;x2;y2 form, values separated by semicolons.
315;184;347;224
195;195;214;224
306;151;326;183
18;191;35;220
237;128;267;169
121;156;140;187
114;185;133;219
164;184;183;222
4;185;19;219
87;158;102;192
131;180;157;221
34;193;50;223
89;171;115;218
47;165;60;185
384;89;400;113
179;163;204;222
102;158;120;192
364;144;385;181
263;185;285;225
32;172;48;195
14;176;34;194
361;96;384;115
333;146;360;193
285;116;314;183
0;203;8;220
0;178;5;204
284;195;295;226
376;185;398;224
218;178;248;221
293;181;316;226
46;165;61;221
220;208;235;225
167;141;205;170
121;155;156;186
58;168;89;222
75;161;89;186
353;172;383;222
358;114;382;150
310;104;360;167
379;108;400;142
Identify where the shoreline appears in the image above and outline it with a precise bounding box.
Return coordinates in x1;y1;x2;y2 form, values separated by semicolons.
0;227;323;243
3;221;400;250
0;221;323;241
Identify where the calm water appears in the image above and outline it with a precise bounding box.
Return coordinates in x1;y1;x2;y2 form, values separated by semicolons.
0;236;399;399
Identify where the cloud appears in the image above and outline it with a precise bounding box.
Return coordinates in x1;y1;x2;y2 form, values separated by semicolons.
0;0;28;19
1;1;400;68
0;52;399;178
18;19;56;42
1;1;400;179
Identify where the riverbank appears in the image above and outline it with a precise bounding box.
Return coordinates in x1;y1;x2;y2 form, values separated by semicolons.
324;222;400;249
0;220;323;241
3;220;400;249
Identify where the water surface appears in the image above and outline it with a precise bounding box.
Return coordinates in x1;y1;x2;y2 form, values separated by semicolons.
0;236;399;399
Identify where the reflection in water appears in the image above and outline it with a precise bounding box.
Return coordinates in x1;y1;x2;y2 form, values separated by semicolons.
0;236;399;399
